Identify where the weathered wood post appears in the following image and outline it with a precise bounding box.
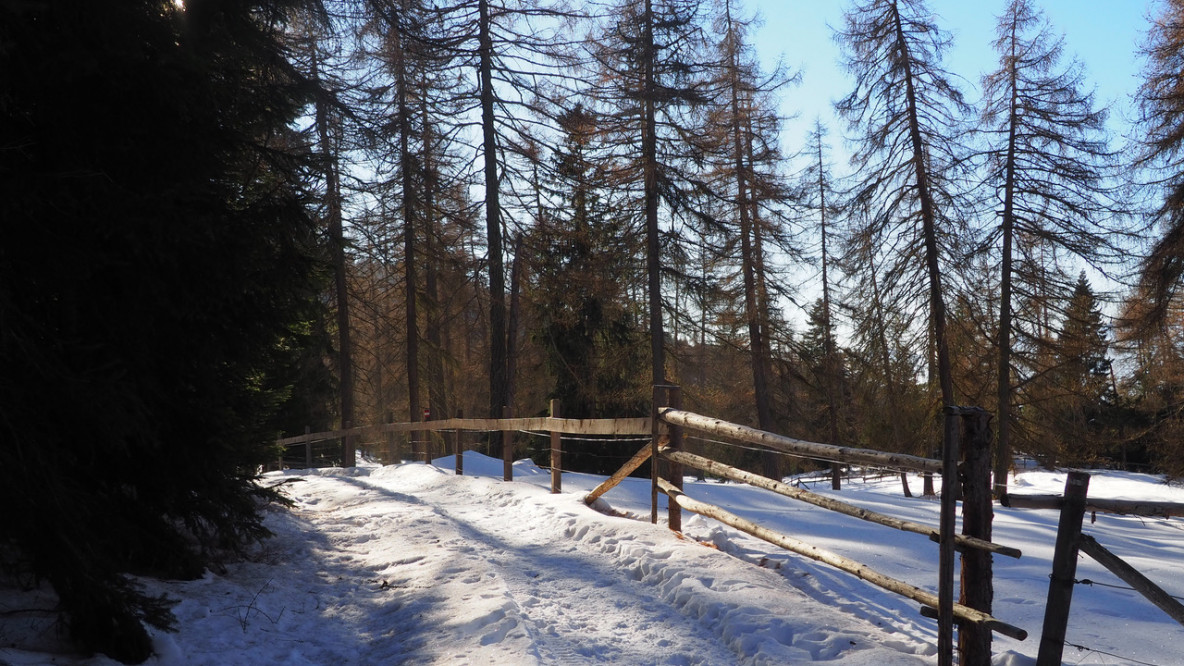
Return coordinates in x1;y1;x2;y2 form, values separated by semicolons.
454;409;463;476
651;384;671;524
665;386;683;532
343;420;356;468
502;405;514;482
421;407;432;464
1037;470;1090;666
959;407;994;666
938;408;961;666
1077;534;1184;627
550;399;562;493
303;425;312;469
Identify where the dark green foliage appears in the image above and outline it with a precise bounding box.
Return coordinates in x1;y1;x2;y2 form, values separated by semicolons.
0;0;329;661
1023;274;1116;465
528;105;647;474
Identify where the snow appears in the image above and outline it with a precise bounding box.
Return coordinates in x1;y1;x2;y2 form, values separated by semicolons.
2;453;1183;665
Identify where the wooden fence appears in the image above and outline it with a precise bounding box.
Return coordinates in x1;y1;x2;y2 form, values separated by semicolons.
273;402;649;490
1004;471;1184;666
580;386;1025;666
274;388;1033;665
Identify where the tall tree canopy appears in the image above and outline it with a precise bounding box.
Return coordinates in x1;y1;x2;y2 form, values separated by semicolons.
835;0;970;411
978;0;1116;494
1135;0;1184;322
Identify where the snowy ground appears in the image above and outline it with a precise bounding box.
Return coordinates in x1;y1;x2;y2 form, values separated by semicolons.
2;452;1183;665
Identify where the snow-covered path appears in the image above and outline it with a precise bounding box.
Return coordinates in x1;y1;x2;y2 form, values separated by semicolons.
129;457;932;665
5;453;1184;665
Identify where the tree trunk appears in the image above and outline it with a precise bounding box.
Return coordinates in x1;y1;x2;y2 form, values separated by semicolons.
506;234;523;408
642;0;665;387
995;24;1020;498
422;95;448;421
892;4;954;409
815;126;843;489
312;42;353;449
479;0;507;418
723;8;776;478
397;31;420;428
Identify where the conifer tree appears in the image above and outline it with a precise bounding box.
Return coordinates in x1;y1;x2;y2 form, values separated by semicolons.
978;0;1116;494
1;0;327;660
1134;0;1184;322
835;0;970;415
585;0;711;387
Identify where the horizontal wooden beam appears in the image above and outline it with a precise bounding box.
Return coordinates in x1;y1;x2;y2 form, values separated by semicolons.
1002;494;1184;519
660;448;1020;559
656;479;1027;641
277;417;652;446
658;408;944;474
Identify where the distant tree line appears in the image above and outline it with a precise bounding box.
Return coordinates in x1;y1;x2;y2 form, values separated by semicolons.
7;0;1184;661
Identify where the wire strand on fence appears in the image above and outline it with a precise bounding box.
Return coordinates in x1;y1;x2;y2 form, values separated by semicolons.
1072;577;1184;602
1063;639;1160;666
515;430;652;444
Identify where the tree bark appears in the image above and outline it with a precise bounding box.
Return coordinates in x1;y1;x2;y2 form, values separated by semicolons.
994;15;1021;498
311;41;353;458
396;30;420;428
642;0;665;386
479;0;508;417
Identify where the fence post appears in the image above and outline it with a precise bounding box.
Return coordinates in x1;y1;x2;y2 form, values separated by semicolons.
938;408;961;666
304;425;312;469
550;399;562;493
666;386;683;532
959;408;994;666
422;407;432;464
651;384;672;524
343;420;356;468
502;405;514;482
454;409;463;476
1037;470;1090;666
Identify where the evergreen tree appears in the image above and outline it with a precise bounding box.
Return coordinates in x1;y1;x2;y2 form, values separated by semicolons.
1038;274;1114;463
698;0;798;477
0;0;328;660
528;105;647;472
585;0;712;387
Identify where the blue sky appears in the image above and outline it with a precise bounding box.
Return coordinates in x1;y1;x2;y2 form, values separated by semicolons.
748;0;1155;160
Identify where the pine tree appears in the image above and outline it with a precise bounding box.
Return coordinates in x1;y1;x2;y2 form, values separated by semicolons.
699;0;797;477
1134;0;1184;322
1040;274;1114;463
528;105;647;472
0;0;328;660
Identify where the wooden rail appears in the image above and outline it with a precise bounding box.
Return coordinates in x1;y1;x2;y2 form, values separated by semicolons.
658;408;944;473
660;448;1021;558
276;416;651;447
657;479;1028;641
1002;493;1184;519
1077;535;1184;627
1036;471;1184;665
